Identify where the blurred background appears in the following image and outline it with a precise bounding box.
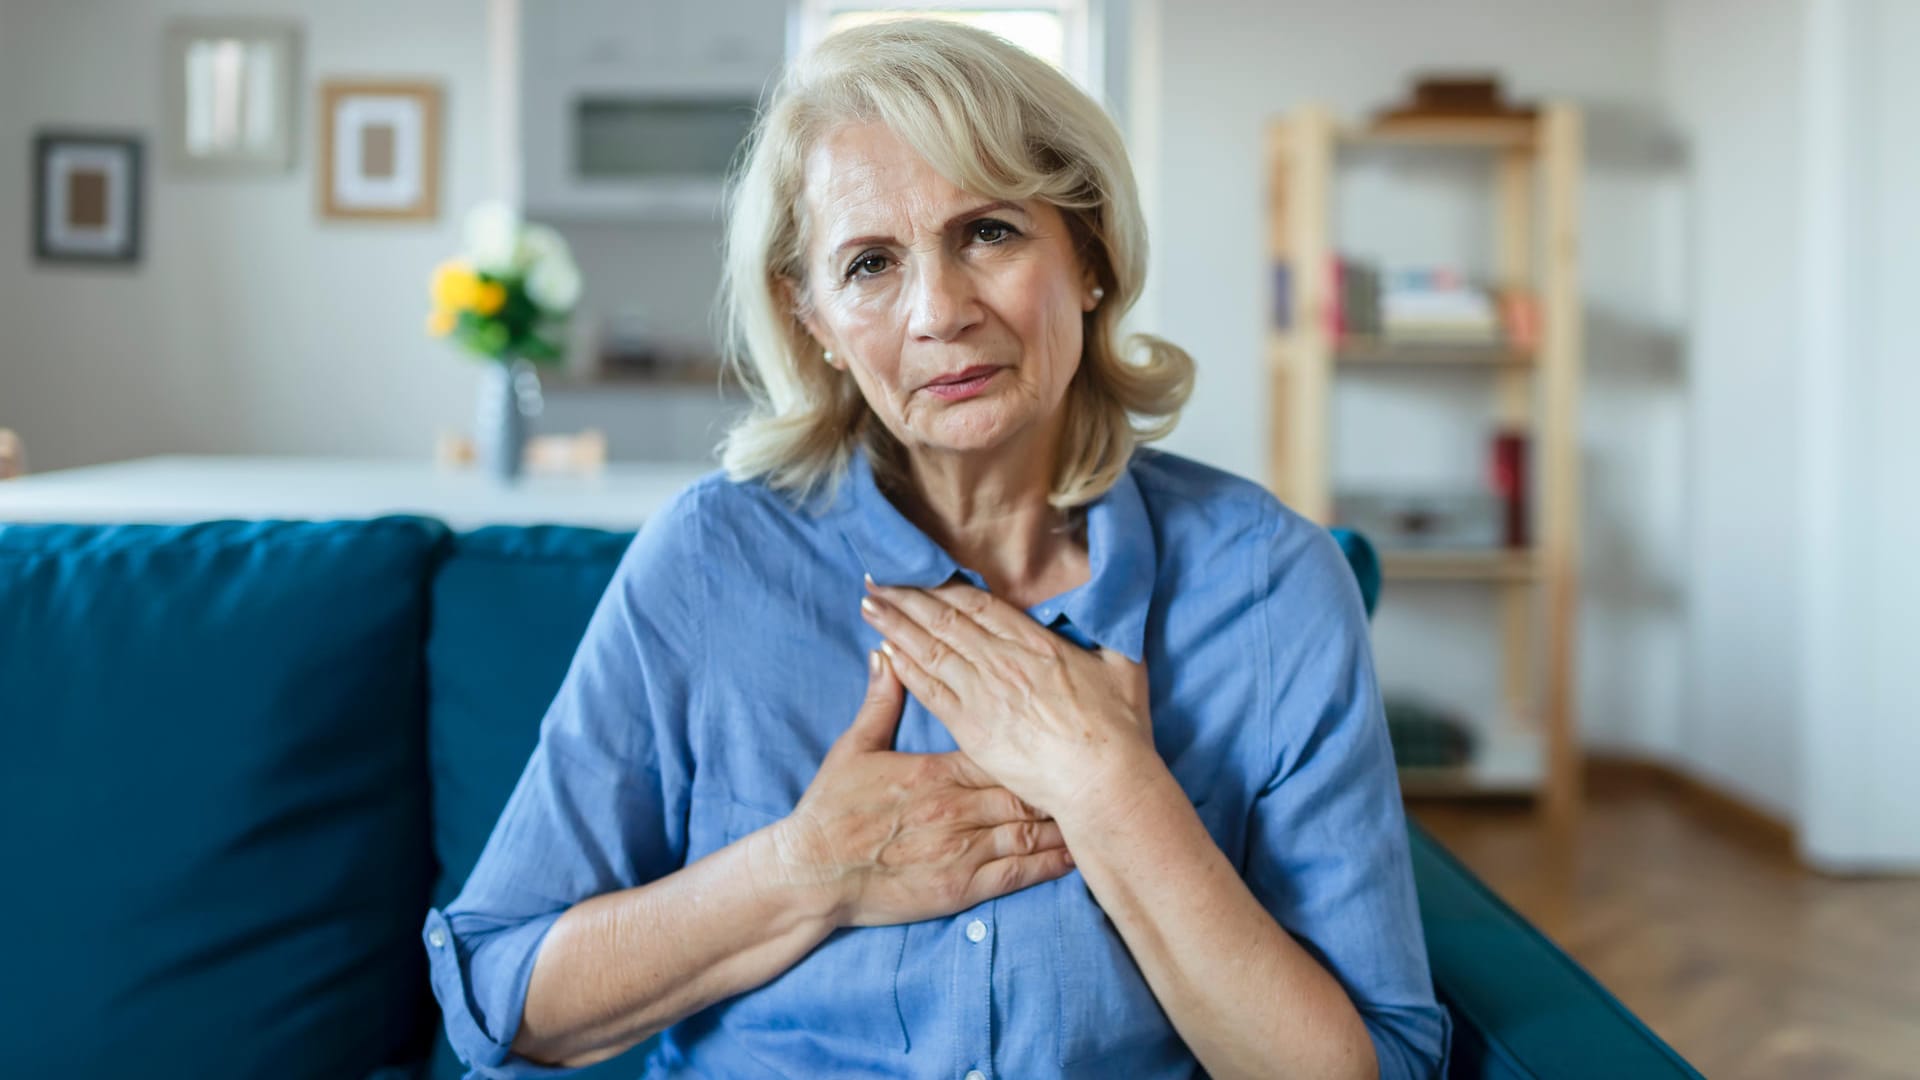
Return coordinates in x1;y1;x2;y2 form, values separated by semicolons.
2;1;1916;1077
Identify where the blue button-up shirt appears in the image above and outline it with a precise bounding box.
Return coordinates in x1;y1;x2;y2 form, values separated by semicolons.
424;442;1451;1078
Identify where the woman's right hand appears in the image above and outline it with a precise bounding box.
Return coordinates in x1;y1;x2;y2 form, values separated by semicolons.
770;648;1076;929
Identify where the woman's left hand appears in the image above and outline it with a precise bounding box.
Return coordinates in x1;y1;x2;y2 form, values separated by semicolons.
859;576;1153;819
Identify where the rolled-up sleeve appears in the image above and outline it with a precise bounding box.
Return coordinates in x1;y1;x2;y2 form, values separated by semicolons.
423;907;572;1077
423;483;709;1078
1244;520;1453;1079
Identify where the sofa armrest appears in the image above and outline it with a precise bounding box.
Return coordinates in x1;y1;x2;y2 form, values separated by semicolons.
1406;822;1703;1079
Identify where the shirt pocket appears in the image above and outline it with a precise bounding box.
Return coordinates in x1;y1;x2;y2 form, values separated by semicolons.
1052;874;1182;1067
718;798;912;1055
1053;793;1214;1066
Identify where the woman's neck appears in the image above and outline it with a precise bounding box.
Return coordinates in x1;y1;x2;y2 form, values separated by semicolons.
888;430;1089;606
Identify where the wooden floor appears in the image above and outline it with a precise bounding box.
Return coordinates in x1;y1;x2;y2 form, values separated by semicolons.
1409;773;1920;1080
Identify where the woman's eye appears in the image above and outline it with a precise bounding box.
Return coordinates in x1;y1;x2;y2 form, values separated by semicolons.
847;252;889;279
972;219;1017;244
845;221;1016;279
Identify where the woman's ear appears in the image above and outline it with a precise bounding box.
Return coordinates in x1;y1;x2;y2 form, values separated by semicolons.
778;275;838;367
1077;256;1105;308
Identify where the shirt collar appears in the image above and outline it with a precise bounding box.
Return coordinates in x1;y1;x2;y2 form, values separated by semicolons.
824;442;1155;662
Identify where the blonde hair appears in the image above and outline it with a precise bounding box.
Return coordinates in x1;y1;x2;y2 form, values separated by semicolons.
715;18;1194;509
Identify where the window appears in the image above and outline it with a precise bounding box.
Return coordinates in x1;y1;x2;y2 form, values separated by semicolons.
792;0;1098;97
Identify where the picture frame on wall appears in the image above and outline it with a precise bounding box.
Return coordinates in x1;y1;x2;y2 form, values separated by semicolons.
33;131;144;265
162;17;301;175
318;80;442;222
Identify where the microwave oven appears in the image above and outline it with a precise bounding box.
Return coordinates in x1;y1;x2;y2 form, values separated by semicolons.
527;92;759;221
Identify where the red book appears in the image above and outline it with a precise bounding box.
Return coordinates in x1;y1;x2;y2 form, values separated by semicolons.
1490;429;1529;548
1328;256;1347;342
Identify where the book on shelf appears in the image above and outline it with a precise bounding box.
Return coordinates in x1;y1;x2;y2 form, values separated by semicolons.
1273;262;1293;332
1380;265;1499;343
1270;255;1539;351
1489;428;1530;548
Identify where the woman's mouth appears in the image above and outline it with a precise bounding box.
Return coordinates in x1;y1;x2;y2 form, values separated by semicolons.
923;366;1002;401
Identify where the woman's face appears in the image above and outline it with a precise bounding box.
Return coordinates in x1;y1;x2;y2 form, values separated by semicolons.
792;121;1100;460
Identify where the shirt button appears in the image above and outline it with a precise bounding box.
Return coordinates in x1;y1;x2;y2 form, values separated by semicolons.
965;1071;986;1080
965;919;987;943
428;927;447;949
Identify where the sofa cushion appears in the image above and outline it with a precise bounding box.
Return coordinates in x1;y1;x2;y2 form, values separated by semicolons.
425;524;650;1079
0;517;449;1079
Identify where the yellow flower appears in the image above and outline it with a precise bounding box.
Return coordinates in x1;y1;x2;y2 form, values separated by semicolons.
431;260;478;310
472;281;508;316
426;308;457;337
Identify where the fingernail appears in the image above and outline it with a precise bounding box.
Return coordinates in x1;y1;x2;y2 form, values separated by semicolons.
869;649;880;675
860;596;880;617
880;640;897;660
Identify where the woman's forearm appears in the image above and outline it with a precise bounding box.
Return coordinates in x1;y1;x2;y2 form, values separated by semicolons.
1057;754;1377;1080
512;818;839;1069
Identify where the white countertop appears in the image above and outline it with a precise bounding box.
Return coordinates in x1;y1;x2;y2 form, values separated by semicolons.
0;456;717;530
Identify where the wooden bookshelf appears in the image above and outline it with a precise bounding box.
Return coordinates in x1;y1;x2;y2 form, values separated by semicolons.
1267;103;1584;824
1342;115;1537;150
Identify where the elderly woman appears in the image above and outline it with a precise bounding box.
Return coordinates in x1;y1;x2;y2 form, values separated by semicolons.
425;19;1450;1080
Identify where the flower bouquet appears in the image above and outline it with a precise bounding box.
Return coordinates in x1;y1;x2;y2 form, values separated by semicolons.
428;201;581;360
427;202;583;481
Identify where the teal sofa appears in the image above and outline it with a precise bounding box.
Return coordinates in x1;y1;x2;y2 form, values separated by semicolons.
0;515;1699;1079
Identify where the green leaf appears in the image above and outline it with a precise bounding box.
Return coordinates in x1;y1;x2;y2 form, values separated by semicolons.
519;337;561;362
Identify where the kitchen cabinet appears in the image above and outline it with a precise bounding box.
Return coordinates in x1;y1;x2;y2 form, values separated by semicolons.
521;0;789;220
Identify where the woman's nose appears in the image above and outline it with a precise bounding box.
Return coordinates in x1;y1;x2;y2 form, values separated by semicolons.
907;255;982;342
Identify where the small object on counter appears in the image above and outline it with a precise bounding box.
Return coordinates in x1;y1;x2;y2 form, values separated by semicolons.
0;428;26;479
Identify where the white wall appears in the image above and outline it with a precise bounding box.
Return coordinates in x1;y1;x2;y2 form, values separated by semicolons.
1657;0;1920;866
1849;0;1920;868
1660;0;1808;823
0;0;501;472
1795;0;1920;870
1137;0;1687;759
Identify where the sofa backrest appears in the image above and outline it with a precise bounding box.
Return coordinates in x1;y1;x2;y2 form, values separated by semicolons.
422;524;649;1078
0;517;449;1078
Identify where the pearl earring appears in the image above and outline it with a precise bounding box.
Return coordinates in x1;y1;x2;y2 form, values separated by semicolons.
1090;287;1105;304
823;350;835;362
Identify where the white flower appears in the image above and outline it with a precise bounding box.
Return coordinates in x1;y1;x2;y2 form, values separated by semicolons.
527;254;582;312
463;201;521;273
515;224;567;272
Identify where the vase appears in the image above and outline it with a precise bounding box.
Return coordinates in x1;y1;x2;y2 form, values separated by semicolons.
475;358;544;484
